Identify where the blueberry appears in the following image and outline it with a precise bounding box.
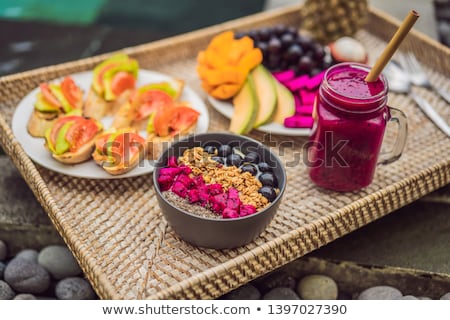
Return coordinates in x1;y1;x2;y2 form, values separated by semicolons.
244;152;260;164
203;145;217;154
258;162;272;172
211;156;225;165
259;186;277;202
259;172;278;187
227;154;242;167
218;145;233;157
241;164;258;175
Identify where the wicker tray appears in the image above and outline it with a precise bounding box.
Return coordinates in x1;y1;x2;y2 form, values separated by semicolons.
0;5;449;299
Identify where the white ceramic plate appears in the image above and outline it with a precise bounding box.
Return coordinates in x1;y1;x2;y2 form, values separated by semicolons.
207;96;311;136
12;70;209;179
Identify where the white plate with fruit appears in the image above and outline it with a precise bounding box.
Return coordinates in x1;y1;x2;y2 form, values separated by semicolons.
197;26;340;137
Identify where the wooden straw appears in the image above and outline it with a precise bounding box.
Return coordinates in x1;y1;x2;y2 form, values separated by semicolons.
365;10;420;82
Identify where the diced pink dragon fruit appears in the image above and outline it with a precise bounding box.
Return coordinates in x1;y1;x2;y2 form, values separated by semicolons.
286;74;310;91
159;167;183;178
187;189;200;203
284;115;314;128
239;204;257;217
207;183;223;196
180;164;192;175
175;174;192;188
191;175;205;188
272;69;295;84
157;175;174;191
298;89;317;106
171;181;187;198
222;208;239;219
198;190;210;207
226;188;241;211
296;104;314;115
209;193;228;214
167;156;178;168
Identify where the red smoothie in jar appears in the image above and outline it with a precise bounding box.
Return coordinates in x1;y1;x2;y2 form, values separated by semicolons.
308;63;390;191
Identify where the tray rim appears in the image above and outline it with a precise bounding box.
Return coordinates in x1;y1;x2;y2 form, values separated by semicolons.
0;4;449;300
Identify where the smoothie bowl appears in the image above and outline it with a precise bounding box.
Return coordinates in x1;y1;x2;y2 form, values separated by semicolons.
153;133;286;249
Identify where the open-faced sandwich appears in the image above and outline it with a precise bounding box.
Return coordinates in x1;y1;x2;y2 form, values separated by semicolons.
146;102;200;160
92;128;147;175
44;115;103;164
111;79;184;131
27;76;83;137
84;53;138;120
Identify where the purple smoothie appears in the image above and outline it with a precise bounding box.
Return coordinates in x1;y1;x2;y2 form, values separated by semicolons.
308;63;389;191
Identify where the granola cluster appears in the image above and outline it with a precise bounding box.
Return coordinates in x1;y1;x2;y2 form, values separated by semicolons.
178;147;269;210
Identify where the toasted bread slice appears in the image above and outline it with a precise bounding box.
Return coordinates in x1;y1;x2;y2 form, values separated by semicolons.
49;135;98;164
92;148;145;175
110;101;133;130
27;110;60;137
92;130;147;175
83;87;113;120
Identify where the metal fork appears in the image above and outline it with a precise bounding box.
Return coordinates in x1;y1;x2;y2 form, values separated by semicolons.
399;52;450;104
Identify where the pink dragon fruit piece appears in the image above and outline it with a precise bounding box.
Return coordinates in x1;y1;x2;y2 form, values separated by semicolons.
191;175;205;188
296;104;314;115
167;156;178;168
207;183;223;196
272;69;296;84
175;174;192;188
239;204;257;217
157;175;174;191
198;190;210;207
226;187;241;211
284;115;314;128
286;74;310;91
171;181;188;198
209;193;228;214
222;208;239;219
298;89;317;106
180;164;192;175
159;167;183;178
187;189;200;203
294;94;302;108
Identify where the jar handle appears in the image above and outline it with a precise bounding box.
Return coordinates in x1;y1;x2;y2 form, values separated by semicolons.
378;107;408;165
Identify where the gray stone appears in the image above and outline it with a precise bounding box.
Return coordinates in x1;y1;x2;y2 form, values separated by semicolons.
0;240;7;261
16;249;39;263
297;274;338;300
38;245;82;280
417;296;432;300
0;280;15;300
14;293;37;300
397;295;418;300
358;286;402;300
222;284;261;300
263;287;300;300
4;258;50;294
55;277;96;300
0;261;5;279
440;292;450;300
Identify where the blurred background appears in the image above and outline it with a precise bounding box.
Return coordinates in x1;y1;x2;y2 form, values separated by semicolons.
0;0;448;77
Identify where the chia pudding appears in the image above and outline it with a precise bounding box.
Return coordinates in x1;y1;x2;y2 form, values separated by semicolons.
157;145;280;219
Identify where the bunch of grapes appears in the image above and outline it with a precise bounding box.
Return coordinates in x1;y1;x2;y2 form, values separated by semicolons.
236;24;333;76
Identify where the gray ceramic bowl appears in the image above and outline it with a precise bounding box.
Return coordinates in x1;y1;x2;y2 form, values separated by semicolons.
153;132;287;249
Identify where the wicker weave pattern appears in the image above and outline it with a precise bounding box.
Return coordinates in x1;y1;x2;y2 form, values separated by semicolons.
0;5;449;299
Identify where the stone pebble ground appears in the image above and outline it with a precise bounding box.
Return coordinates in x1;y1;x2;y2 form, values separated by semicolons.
0;240;97;300
1;239;449;300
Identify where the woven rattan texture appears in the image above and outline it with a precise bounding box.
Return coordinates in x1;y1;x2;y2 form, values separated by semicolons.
0;6;449;299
